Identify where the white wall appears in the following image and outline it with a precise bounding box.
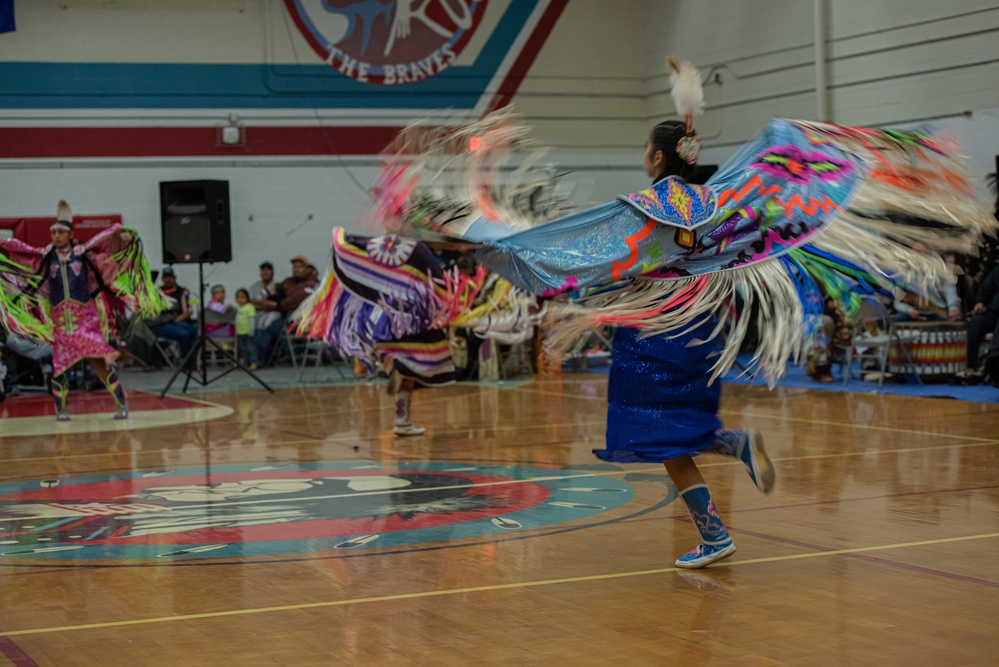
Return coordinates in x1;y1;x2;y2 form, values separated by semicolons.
0;160;379;296
643;0;999;158
1;0;997;288
510;0;647;152
0;151;650;296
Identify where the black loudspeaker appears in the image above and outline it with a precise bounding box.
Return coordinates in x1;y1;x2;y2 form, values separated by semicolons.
160;180;232;264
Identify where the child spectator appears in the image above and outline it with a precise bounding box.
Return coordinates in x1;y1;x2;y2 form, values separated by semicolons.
235;288;260;369
205;284;236;338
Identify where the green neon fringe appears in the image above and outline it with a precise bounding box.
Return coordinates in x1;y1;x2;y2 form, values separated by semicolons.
0;254;53;341
109;229;172;318
791;250;883;319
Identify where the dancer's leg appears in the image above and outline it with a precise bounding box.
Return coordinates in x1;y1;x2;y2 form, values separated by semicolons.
52;373;70;421
393;378;425;436
664;455;736;569
90;358;128;419
712;430;776;494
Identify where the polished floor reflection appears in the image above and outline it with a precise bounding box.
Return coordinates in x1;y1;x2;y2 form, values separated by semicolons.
1;376;998;665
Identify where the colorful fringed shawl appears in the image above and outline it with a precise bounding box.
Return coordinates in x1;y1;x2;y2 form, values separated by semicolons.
370;115;998;386
0;225;170;349
295;228;483;384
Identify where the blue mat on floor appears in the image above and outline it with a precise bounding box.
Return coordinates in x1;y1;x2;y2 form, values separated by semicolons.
722;354;999;403
567;353;998;402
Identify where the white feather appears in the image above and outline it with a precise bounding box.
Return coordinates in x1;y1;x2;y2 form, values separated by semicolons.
667;56;704;119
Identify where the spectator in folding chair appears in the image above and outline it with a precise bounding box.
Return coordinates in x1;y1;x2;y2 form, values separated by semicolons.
257;256;318;365
968;263;999;370
147;267;197;364
248;260;280;363
205;285;236;338
2;330;54;384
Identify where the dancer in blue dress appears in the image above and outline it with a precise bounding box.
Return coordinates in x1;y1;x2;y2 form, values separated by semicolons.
593;113;775;569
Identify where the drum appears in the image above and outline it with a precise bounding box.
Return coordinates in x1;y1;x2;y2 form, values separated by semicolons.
889;322;966;379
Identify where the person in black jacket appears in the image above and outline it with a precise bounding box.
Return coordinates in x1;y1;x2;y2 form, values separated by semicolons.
967;263;999;369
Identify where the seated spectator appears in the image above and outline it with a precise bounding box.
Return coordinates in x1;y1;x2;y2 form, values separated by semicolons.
279;256;319;319
249;261;279;322
894;248;962;323
254;256;319;364
204;284;236;338
147;267;197;362
806;293;853;383
250;261;280;364
1;330;54;400
234;288;260;369
968;263;999;370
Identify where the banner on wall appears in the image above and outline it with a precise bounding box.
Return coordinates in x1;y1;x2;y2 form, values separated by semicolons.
0;214;120;247
281;0;569;111
0;0;14;34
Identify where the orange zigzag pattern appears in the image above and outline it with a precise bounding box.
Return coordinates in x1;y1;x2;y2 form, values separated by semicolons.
611;218;658;280
773;194;840;218
716;175;782;207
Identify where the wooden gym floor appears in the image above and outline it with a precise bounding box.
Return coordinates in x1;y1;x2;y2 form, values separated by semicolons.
1;375;998;665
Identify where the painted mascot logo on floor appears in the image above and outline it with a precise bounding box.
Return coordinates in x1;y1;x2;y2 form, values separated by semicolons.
286;0;486;84
0;463;633;563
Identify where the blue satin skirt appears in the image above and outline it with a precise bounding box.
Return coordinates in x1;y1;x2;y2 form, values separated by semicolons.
594;323;722;463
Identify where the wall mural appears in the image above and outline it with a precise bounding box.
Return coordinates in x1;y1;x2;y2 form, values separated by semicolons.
286;0;487;85
0;0;568;157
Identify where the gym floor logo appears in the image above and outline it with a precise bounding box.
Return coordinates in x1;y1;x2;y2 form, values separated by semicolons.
285;0;487;84
0;462;633;564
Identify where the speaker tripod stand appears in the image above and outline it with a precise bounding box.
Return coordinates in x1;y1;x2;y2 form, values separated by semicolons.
160;262;273;398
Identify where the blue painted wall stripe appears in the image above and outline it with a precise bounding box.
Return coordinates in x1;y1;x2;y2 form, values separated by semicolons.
0;1;540;110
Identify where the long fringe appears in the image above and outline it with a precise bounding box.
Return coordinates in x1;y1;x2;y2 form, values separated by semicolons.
0;254;52;341
367;109;579;238
295;253;485;353
108;230;173;318
544;258;815;388
362;113;998;385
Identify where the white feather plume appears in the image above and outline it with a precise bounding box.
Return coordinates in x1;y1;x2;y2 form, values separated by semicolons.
56;199;72;221
667;55;704;119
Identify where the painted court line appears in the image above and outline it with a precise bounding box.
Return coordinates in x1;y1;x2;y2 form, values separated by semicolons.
1;531;996;639
513;383;999;443
720;408;999;443
0;635;38;667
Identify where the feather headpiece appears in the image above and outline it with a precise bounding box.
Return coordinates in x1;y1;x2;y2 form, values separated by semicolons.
667;56;704;165
52;200;73;231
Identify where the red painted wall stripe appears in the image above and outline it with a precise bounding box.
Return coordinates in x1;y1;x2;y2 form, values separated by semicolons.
0;126;403;159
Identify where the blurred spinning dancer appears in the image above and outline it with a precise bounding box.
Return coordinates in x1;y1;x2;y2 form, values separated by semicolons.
296;229;481;436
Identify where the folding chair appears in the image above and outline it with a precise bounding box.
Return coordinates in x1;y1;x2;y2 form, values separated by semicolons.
298;342;352;382
155;338;182;369
842;298;920;388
